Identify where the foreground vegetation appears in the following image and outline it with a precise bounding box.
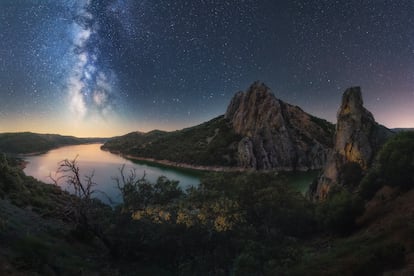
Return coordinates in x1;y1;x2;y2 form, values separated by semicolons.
0;132;413;275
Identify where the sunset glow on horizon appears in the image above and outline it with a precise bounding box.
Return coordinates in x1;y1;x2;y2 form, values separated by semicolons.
1;1;413;137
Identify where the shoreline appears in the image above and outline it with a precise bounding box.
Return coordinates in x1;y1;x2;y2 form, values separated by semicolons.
101;148;321;173
17;142;105;157
101;147;246;172
124;154;246;172
18;160;29;170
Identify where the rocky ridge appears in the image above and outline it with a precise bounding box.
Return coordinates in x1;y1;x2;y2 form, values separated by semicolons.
225;82;334;170
310;87;393;200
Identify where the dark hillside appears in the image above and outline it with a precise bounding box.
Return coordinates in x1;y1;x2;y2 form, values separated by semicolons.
0;132;107;154
102;83;335;170
103;116;242;167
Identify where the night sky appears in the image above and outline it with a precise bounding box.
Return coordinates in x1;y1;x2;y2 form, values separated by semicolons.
0;0;413;137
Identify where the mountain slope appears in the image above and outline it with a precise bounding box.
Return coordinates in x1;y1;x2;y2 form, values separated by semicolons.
225;82;334;170
102;116;242;167
103;82;335;170
0;132;106;154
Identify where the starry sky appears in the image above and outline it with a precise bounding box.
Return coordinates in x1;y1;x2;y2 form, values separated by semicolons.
0;0;413;137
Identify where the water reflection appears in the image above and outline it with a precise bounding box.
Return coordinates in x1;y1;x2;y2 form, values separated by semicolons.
23;144;200;205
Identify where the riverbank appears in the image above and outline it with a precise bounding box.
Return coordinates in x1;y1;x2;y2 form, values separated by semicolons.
100;147;245;172
123;154;246;172
102;149;320;173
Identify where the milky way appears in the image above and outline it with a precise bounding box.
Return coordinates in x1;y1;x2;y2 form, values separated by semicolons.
0;1;413;136
67;0;115;119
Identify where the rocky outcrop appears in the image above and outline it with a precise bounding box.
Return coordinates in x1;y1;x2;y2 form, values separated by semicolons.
310;87;393;200
225;81;334;170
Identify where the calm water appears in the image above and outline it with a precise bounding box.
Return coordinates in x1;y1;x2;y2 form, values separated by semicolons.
23;144;201;205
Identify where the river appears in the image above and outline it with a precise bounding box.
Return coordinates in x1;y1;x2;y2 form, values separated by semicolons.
22;143;318;205
23;143;201;205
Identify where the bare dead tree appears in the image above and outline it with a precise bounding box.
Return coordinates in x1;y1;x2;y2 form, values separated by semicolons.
50;156;116;256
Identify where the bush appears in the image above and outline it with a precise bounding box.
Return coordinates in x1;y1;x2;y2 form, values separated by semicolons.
359;132;414;200
233;241;264;276
377;132;414;189
13;235;52;270
316;189;364;234
353;242;405;275
339;162;363;188
359;170;384;200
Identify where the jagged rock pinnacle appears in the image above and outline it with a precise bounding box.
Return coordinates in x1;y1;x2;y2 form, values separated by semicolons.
225;82;334;170
310;87;393;200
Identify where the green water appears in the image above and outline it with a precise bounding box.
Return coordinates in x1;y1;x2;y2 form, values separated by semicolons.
23;144;201;205
282;170;320;195
23;143;319;204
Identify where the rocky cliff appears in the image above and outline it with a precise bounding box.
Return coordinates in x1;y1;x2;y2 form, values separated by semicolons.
225;82;334;170
310;87;393;200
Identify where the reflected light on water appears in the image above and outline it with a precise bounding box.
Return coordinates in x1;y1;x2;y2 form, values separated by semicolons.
23;144;200;205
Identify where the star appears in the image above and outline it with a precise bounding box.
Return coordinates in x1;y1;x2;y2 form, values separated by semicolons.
0;0;413;137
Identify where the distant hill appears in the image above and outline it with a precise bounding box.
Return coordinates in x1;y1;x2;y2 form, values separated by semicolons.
103;116;242;167
102;82;335;170
392;128;414;132
0;132;107;154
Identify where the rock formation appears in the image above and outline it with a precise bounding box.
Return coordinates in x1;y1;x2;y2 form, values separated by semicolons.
225;81;334;170
310;87;393;200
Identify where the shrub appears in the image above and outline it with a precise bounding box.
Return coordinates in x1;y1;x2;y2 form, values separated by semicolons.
377;132;414;189
353;242;405;275
339;162;363;188
316;189;364;234
359;169;384;200
359;132;414;200
13;235;52;270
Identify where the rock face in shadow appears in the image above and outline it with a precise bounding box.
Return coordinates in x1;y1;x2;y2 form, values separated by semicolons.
310;87;393;200
225;81;334;170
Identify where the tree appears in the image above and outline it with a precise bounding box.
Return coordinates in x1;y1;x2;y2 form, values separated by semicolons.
113;164;183;213
359;132;414;199
51;157;115;255
316;189;364;234
377;132;414;189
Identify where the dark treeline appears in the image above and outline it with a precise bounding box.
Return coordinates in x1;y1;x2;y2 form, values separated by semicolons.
0;132;413;275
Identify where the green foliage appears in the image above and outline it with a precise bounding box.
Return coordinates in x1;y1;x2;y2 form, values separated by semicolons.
153;176;184;205
359;169;383;200
339;161;363;188
377;131;414;189
233;240;264;276
359;131;414;199
0;132;105;154
0;152;8;168
1;153;410;275
111;171;317;274
103;116;242;166
352;242;405;275
0;215;6;231
0;154;77;218
0;155;25;196
185;172;317;237
316;189;364;234
13;235;52;270
289;238;405;276
116;167;184;211
101;130;167;152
